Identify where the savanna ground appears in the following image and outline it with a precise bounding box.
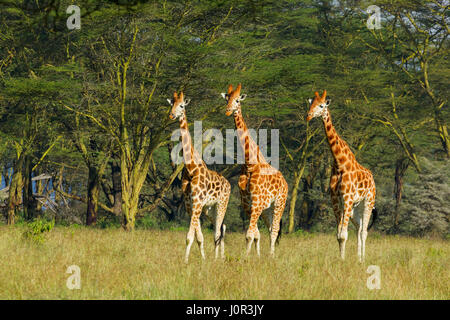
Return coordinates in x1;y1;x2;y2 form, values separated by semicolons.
0;225;448;300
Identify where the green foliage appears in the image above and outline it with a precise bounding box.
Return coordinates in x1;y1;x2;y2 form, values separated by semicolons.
0;0;448;237
135;215;159;230
293;229;313;238
22;218;55;244
400;159;450;238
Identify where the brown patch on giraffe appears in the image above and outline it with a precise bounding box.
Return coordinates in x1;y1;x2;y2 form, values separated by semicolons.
345;162;352;171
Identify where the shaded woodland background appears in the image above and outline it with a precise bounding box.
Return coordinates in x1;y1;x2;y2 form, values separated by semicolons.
0;0;448;238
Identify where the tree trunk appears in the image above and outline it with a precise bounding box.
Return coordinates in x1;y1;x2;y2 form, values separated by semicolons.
435;109;449;159
2;165;11;188
299;174;313;230
22;154;37;221
393;158;409;229
111;161;122;216
35;169;45;212
86;166;101;226
120;161;149;231
54;165;64;205
288;168;304;233
7;157;24;225
122;195;138;231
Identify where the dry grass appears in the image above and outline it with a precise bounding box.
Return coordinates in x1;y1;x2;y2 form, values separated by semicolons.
0;225;448;299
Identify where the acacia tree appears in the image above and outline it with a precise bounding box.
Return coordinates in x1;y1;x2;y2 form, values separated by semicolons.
62;1;237;230
361;0;449;158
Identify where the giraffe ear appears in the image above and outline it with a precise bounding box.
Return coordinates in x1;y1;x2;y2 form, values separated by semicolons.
239;94;247;101
184;98;191;106
307;98;313;104
221;93;228;100
325;99;331;106
167;98;173;106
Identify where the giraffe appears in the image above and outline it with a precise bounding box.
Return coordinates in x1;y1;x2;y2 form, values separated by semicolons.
221;83;288;257
306;90;377;262
168;91;231;263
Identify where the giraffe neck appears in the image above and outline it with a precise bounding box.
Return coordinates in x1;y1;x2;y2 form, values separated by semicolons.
233;109;268;166
179;115;205;176
322;109;355;169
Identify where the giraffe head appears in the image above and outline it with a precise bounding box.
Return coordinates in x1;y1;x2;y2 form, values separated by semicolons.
306;90;331;121
221;83;247;116
168;91;191;120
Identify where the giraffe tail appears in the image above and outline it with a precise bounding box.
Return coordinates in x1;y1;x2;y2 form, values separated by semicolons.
275;219;282;245
368;208;378;230
214;222;225;246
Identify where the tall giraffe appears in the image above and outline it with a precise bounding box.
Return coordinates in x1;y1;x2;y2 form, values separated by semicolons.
168;91;231;263
307;90;377;262
221;84;288;257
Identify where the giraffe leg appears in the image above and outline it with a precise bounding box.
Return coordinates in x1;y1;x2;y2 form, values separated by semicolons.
330;188;345;259
361;197;375;262
215;200;228;260
270;196;286;256
351;209;362;262
337;202;352;260
214;180;230;260
185;226;195;264
220;224;226;258
254;227;261;257
185;205;204;263
195;217;205;261
246;206;263;257
184;194;194;264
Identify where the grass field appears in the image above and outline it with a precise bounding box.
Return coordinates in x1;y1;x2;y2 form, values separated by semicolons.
0;225;448;299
